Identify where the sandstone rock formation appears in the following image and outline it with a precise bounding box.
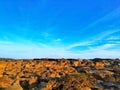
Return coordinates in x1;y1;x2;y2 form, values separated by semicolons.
0;58;119;90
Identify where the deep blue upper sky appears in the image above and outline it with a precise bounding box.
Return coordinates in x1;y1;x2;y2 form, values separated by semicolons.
0;0;120;59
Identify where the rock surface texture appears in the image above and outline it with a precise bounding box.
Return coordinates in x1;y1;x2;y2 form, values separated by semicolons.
0;58;120;90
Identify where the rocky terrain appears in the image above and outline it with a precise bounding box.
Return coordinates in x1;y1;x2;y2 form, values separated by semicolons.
0;58;120;90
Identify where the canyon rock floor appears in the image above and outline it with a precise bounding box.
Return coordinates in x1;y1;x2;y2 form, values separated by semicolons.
0;58;120;90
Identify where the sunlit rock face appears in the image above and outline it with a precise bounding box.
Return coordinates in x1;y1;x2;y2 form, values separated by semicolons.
0;58;120;90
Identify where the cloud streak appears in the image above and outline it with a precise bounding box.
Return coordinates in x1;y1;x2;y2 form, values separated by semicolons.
67;29;120;49
0;38;120;59
80;6;120;32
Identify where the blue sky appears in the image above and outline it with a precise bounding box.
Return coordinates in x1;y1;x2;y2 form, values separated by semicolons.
0;0;120;59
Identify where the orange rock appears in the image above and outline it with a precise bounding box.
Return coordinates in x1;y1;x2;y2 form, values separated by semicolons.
95;62;104;68
73;61;79;67
0;64;6;68
0;77;12;88
29;76;38;85
6;80;23;90
0;74;3;78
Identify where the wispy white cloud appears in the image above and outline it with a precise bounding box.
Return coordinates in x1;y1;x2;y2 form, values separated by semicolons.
66;42;91;49
67;29;120;49
66;7;120;50
77;50;120;59
0;39;66;59
1;27;120;59
89;44;115;50
81;6;120;32
0;39;119;59
70;43;120;59
106;36;120;40
54;38;62;42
